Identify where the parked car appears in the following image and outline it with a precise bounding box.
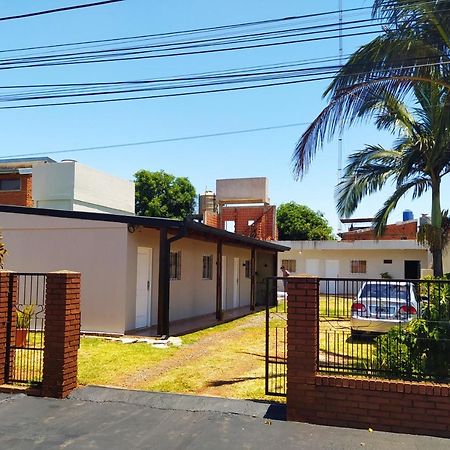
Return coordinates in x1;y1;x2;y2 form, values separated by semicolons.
351;281;419;336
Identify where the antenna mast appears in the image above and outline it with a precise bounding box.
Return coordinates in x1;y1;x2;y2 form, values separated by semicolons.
337;0;344;233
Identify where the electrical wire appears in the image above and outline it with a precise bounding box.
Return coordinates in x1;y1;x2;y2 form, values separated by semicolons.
0;122;311;159
0;58;447;109
0;0;123;22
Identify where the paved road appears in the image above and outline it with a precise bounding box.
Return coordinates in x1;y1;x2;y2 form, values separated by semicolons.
0;386;448;449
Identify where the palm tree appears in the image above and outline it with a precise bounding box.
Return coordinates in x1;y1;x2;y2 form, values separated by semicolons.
335;83;450;276
293;1;450;178
292;1;450;276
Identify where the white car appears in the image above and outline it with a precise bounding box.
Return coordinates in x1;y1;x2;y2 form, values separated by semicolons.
350;281;419;336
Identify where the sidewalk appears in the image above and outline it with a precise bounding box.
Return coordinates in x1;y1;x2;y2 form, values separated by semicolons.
0;386;448;449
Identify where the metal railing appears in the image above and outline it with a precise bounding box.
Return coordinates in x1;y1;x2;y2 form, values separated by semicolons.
319;277;450;382
5;273;47;385
265;277;287;396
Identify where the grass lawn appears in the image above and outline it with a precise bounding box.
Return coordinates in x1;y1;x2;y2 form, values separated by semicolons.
78;309;284;403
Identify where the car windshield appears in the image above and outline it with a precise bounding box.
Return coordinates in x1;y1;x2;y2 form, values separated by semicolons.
360;284;410;301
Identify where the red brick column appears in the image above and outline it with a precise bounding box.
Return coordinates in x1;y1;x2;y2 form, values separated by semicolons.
287;276;319;422
42;271;81;398
0;272;17;384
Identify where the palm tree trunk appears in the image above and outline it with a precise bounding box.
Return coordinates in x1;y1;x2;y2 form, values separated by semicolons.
431;177;443;277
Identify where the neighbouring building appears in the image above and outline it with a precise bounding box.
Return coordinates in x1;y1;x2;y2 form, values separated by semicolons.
0;157;55;207
201;177;278;241
278;214;431;287
0;157;135;215
0;205;288;335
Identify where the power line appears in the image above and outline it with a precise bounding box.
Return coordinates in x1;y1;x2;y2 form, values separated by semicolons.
0;0;442;55
0;28;384;71
0;6;373;54
0;58;446;109
0;122;310;159
0;0;123;22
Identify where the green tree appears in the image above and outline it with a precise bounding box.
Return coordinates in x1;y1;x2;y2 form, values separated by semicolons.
134;170;196;219
335;84;450;276
291;1;450;276
277;202;334;240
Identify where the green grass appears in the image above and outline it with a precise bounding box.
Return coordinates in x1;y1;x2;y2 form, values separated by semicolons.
78;338;177;386
77;310;284;403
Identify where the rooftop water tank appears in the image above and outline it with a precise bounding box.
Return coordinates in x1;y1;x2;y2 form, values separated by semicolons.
403;209;414;221
199;191;216;214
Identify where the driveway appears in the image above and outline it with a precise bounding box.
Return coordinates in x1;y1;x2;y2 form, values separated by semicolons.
0;386;448;449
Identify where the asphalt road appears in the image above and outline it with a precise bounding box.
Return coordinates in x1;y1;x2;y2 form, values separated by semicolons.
0;386;448;449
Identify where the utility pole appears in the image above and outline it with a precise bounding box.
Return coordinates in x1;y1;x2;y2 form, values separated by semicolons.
337;0;344;234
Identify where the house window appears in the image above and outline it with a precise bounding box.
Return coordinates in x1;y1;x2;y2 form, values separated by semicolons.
0;178;20;191
202;255;213;280
383;259;393;264
281;259;296;273
244;260;252;278
351;260;367;274
170;251;181;280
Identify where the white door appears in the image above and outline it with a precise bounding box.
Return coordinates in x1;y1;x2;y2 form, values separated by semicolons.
233;257;240;308
325;260;340;294
135;247;152;329
221;256;227;310
305;259;320;276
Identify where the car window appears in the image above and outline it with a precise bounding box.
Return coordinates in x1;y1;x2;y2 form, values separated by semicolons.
360;284;410;300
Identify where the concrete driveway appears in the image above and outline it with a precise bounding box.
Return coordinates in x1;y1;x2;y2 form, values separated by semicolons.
0;386;448;449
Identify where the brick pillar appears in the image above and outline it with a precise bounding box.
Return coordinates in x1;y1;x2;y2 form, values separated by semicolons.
0;272;17;385
42;271;81;398
287;277;319;422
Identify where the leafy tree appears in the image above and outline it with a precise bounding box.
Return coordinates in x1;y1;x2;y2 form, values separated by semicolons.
292;1;450;276
335;84;450;276
134;170;196;219
277;202;334;240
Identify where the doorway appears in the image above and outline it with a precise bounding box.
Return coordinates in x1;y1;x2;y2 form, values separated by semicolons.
135;247;152;328
404;260;421;279
221;255;227;310
233;257;240;308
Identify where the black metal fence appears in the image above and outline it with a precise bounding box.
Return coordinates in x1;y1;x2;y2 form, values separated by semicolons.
265;277;287;396
319;277;450;382
5;273;46;385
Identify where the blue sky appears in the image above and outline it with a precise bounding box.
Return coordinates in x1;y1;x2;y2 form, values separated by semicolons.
0;0;448;233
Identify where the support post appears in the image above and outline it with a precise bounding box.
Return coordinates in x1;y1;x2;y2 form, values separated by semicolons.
250;248;256;311
286;277;319;422
42;271;81;399
0;272;17;385
158;228;170;336
216;241;223;320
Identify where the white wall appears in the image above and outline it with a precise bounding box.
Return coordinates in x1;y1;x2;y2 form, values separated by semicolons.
278;240;429;280
125;231;253;329
33;161;135;215
0;212;128;334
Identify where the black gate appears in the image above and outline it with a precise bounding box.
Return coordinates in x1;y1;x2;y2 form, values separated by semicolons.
5;273;46;385
265;277;287;396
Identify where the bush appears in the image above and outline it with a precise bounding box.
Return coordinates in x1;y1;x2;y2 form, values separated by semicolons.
374;277;450;381
16;305;35;329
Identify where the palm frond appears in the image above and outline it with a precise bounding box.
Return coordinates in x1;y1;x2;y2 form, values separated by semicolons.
373;179;425;235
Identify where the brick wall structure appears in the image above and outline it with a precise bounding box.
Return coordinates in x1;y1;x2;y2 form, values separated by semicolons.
287;277;450;438
219;205;277;240
42;271;81;398
203;210;220;228
341;221;417;241
0;173;33;207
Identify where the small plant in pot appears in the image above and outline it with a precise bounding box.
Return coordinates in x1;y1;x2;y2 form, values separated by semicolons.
16;304;35;348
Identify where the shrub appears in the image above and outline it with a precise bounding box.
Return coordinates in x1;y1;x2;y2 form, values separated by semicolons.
16;304;35;329
374;277;450;381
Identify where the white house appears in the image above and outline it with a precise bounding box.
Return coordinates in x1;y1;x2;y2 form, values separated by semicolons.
278;239;430;280
32;160;135;215
0;205;287;335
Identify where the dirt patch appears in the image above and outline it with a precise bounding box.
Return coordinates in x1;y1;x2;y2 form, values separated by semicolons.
115;313;266;394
